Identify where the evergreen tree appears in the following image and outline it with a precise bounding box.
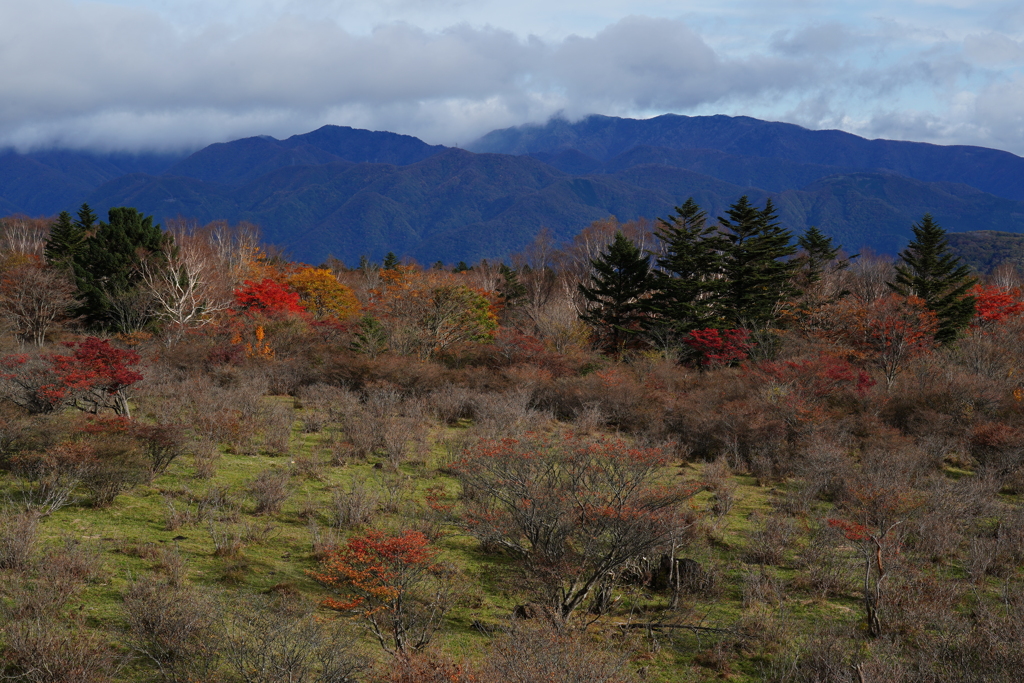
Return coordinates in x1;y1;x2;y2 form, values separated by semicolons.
718;197;797;328
45;204;97;268
382;252;400;269
70;206;171;331
889;214;976;344
579;231;652;355
797;226;853;287
647;198;727;334
44;211;82;267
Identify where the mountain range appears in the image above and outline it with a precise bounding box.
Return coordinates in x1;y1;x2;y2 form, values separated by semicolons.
3;114;1024;265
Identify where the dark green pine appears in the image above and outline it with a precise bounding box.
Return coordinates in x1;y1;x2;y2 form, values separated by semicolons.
797;225;851;286
719;197;798;328
71;206;171;331
44;211;85;267
647;198;727;333
382;252;400;269
889;214;977;344
579;231;653;355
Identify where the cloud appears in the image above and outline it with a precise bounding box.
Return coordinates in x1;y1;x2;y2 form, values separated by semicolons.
1;0;1023;155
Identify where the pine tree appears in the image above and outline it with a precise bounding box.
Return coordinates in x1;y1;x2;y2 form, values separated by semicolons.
44;211;83;267
70;206;171;331
382;252;400;269
889;214;976;344
647;198;727;334
719;197;797;328
797;226;852;287
579;231;652;355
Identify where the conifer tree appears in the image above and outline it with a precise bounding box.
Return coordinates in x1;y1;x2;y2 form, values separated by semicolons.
45;204;96;268
889;214;976;344
382;252;400;269
797;226;852;287
579;231;652;355
718;197;797;328
647;198;726;334
70;206;171;331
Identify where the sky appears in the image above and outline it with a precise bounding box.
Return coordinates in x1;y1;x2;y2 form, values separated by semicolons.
1;0;1023;155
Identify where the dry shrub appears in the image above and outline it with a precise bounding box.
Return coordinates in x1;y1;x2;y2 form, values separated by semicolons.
702;457;737;518
134;422;188;475
377;651;478;683
1;616;120;683
292;454;326;481
744;512;797;566
208;521;244;559
471;387;540;437
248;468;291;515
260;401;295;455
761;626;859;683
122;577;222;683
223;594;368;683
481;623;637;683
793;521;851;599
430;383;476;425
741;565;784;608
331;475;380;528
308;519;342;560
190;440;221;480
0;508;39;570
81;429;151;507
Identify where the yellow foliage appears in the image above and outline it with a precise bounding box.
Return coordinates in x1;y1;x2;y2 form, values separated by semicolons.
287;268;361;321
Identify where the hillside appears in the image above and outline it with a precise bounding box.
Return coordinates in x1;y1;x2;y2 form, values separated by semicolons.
5;115;1024;264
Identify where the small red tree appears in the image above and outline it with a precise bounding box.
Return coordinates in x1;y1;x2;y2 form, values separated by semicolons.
0;338;143;416
970;283;1024;327
310;530;452;654
683;328;752;368
233;278;305;316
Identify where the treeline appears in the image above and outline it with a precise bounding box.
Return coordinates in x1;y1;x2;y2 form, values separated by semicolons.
1;200;1024;682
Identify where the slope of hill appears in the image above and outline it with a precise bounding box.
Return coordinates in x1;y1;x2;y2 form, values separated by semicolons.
946;231;1024;272
473;114;1024;201
6;115;1024;265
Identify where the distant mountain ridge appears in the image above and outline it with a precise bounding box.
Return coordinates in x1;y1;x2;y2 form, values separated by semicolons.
3;116;1024;265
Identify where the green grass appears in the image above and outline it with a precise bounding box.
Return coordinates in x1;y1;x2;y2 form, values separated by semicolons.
1;402;960;682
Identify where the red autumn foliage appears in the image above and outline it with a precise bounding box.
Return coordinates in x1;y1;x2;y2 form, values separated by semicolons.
233;278;305;316
683;328;753;367
310;529;449;653
970;283;1024;326
757;353;876;399
1;338;142;416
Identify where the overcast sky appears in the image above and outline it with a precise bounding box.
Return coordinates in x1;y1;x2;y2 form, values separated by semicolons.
1;0;1022;154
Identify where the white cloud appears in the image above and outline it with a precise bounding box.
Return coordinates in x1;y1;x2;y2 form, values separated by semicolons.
1;0;1023;154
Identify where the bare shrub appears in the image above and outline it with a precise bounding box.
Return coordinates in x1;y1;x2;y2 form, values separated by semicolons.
794;522;851;599
377;470;413;514
223;594;367;683
744;513;797;566
430;383;475;425
481;622;637;683
0;509;39;570
190;441;220;480
380;416;410;469
248;468;291;515
134;422;188;475
81;431;151;507
240;519;278;545
741;565;784;608
308;519;342;560
471;387;538;437
208;521;244;559
1;616;120;683
261;402;295;455
331;475;380;528
702;457;737;518
122;577;222;683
